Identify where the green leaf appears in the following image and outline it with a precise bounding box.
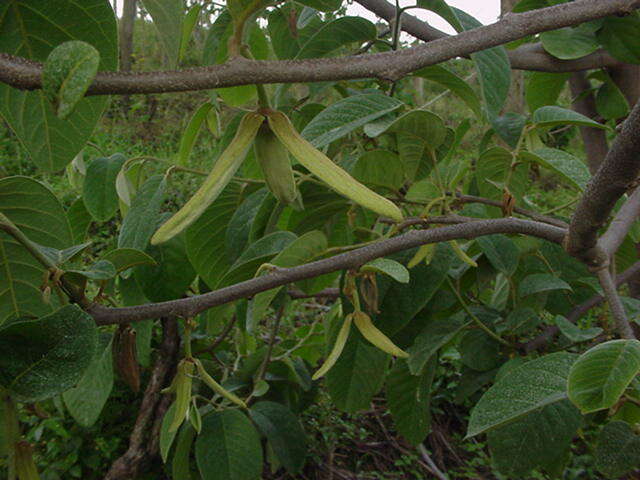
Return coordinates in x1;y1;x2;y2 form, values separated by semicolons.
467;352;577;437
375;245;453;337
597;14;640;64
67;259;116;281
459;330;502;372
179;4;202;63
595;421;640;478
503;307;541;335
160;403;179;463
195;409;263;480
186;183;241;289
101;248;157;273
172;424;196;479
118;175;167;251
36;242;91;267
408;311;469;375
518;273;572;297
68;197;93;244
0;0;117;172
296;16;376;59
361;258;409;284
555;315;602;343
226;189;270;263
522;148;591;191
141;0;184;68
135;226;196;302
386;357;436;446
488;400;581;477
568;339;640;414
250;401;308;474
532;106;608;130
596;80;630;121
525;72;570;113
352;150;405;191
42;41;100;119
83;154;127;222
301;93;403;148
491;113;526;149
177;103;214;166
326;323;389;413
297;0;341;12
540;25;599;60
476;234;519;276
267;5;301;60
413;65;482;117
248;231;327;331
475;147;529;202
63;334;113;427
0;176;73;324
0;305;98;402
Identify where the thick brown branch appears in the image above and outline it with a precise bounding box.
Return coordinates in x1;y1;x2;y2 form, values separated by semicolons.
0;0;637;95
600;187;640;257
89;218;565;325
597;267;636;339
566;99;640;265
355;0;622;73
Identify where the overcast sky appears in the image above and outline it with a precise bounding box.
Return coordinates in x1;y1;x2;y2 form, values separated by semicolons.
111;1;500;33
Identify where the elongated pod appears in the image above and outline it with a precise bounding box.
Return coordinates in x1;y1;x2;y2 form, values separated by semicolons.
169;359;195;433
152;112;264;244
312;314;353;380
195;359;247;408
352;311;408;358
254;123;298;204
266;110;403;222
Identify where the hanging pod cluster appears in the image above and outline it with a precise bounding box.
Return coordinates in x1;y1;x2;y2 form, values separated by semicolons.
151;110;403;245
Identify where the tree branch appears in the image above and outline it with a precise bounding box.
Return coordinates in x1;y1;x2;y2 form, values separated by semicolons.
600;187;640;257
355;0;622;73
0;0;637;95
597;267;636;339
565;99;640;266
88;218;565;326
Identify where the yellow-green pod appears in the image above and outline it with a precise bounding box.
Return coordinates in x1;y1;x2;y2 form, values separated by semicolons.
407;243;436;269
450;240;478;267
352;311;408;358
266;110;403;222
151;112;264;244
169;359;195;433
254;123;298;204
195;359;247;408
312;314;353;380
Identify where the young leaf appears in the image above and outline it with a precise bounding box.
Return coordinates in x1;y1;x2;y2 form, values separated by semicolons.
195;410;263;480
518;273;572;297
177;102;214;166
42;41;100;119
0;305;98;402
361;258;409;284
119;174;167;251
476;234;520;277
532;106;608;130
568;339;640;414
521;148;591;191
540;25;599;60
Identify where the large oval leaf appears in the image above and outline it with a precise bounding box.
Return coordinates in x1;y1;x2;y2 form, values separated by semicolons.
195;409;263;480
0;0;117;172
83;154;127;222
0;176;73;324
141;0;184;68
0;305;98;402
296;16;376;59
532;106;608;130
467;352;577;437
568;340;640;414
595;421;640;478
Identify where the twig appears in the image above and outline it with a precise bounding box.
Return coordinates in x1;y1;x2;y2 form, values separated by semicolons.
418;444;450;480
194;315;237;356
596;267;636;339
600;187;640;257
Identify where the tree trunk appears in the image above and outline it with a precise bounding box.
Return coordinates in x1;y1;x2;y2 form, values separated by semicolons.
119;0;137;72
501;0;524;114
569;72;609;174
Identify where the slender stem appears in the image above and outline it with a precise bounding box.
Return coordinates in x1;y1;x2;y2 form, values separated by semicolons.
194;316;238;356
248;305;286;404
417;444;449;480
596;267;636;339
446;278;511;346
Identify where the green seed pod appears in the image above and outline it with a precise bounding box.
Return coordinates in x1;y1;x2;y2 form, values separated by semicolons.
168;359;195;433
254;123;298;204
266;110;403;222
352;311;408;358
151;112;264;244
312;314;353;380
195;359;247;408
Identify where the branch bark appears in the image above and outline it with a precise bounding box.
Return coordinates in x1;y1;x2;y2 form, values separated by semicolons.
599;187;640;257
566;99;640;266
597;267;636;339
104;318;180;480
355;0;622;73
88;218;565;325
0;0;637;95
